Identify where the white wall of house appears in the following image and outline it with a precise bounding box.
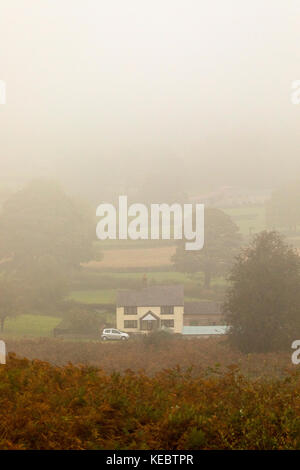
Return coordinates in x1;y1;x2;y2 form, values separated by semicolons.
116;306;184;334
0;340;6;364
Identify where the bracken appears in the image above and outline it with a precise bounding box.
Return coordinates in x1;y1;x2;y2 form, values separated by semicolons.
0;354;299;450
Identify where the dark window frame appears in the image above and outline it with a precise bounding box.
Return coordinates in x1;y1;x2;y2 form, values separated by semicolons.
124;320;138;329
124;306;138;315
161;306;174;315
161;319;175;328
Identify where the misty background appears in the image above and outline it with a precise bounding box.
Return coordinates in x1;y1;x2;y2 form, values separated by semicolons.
0;0;299;203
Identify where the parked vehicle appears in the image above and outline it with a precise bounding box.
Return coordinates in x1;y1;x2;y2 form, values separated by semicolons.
101;328;129;341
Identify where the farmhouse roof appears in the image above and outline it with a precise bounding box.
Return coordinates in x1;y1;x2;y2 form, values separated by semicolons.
117;285;184;307
184;301;222;315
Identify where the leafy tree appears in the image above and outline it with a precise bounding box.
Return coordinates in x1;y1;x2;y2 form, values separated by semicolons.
20;255;69;315
172;208;242;288
64;307;102;335
0;180;96;315
0;179;95;272
266;181;300;231
224;231;300;353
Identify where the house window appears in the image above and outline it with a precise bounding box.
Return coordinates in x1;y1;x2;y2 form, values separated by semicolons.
161;319;174;328
124;306;137;315
124;320;138;329
161;306;174;315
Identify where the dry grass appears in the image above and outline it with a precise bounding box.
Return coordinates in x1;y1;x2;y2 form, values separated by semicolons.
5;336;294;378
85;246;176;269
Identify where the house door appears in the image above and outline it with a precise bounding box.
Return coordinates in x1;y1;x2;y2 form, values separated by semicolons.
142;320;157;331
140;312;160;331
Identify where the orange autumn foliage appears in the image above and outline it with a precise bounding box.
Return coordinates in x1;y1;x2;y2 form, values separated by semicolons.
0;353;300;450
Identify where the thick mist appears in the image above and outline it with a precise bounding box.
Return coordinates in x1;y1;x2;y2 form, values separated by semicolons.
0;0;299;201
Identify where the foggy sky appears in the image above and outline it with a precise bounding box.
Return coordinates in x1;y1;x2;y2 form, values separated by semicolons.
0;0;299;200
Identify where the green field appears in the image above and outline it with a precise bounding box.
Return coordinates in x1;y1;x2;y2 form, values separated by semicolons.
2;314;61;338
69;289;116;304
79;271;227;285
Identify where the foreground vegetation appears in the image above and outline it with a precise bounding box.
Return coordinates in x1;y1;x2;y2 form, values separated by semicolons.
0;353;300;450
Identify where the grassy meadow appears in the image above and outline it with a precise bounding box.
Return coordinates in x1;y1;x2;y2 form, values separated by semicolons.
1;315;61;338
